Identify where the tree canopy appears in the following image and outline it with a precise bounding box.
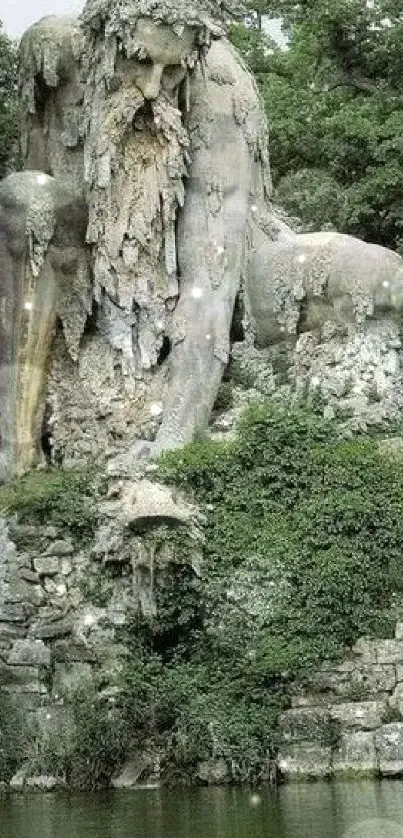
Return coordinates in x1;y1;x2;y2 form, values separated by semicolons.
232;1;403;252
0;21;19;179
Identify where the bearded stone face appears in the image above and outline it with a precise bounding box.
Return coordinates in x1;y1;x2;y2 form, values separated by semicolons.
82;16;199;383
113;18;198;102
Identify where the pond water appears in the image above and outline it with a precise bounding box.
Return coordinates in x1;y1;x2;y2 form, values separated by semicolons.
2;781;403;838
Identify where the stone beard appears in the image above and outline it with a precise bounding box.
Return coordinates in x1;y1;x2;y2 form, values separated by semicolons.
82;24;195;382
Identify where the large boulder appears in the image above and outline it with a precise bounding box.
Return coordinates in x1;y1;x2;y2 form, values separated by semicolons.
375;722;403;776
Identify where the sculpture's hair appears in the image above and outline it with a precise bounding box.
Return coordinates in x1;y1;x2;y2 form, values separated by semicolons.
81;0;245;39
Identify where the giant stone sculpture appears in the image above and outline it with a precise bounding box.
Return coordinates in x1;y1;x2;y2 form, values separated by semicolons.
1;0;403;482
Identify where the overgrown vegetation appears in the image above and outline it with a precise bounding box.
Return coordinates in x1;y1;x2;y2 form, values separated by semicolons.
0;20;19;178
48;404;402;788
3;405;403;787
0;694;31;781
0;468;98;541
232;2;403;252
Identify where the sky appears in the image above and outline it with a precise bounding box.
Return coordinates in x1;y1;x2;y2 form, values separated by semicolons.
2;0;287;46
2;0;84;37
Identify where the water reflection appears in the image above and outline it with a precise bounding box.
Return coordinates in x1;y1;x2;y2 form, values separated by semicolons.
2;782;403;838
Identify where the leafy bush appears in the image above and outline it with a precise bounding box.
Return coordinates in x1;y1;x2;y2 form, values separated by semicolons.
10;404;403;786
213;381;234;413
27;685;131;791
152;404;403;779
0;694;31;781
0;468;98;541
0;22;19;178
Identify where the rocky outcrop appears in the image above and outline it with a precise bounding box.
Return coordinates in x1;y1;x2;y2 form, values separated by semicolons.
0;481;203;782
278;625;403;780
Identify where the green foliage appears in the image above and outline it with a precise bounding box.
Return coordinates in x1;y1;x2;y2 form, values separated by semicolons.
382;704;402;725
0;468;98;541
232;2;403;251
0;21;19;178
28;686;129;790
14;405;403;787
78;574;114;608
0;694;30;781
154;404;403;779
213;381;234;413
67;689;129;790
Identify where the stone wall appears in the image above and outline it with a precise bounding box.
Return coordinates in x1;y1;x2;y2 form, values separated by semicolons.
0;477;200;787
278;628;403;780
3;497;403;787
0;516;108;717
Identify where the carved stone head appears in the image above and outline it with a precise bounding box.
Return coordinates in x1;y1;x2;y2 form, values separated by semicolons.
81;0;245;101
113;18;198;102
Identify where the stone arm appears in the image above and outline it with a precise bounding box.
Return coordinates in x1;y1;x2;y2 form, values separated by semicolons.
19;16;84;198
155;41;263;451
0;172;89;483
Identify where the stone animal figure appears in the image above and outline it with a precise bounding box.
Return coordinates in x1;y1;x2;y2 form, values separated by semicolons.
1;0;403;481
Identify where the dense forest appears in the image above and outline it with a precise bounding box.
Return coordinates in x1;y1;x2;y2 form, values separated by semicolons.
233;1;403;251
0;21;18;179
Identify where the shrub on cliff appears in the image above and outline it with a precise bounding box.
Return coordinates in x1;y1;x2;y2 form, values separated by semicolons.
130;404;400;781
7;405;403;787
0;468;98;541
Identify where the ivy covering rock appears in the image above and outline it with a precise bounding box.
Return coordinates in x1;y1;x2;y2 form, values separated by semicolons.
1;405;402;788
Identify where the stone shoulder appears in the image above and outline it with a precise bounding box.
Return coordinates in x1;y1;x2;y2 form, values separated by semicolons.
189;38;268;162
19;15;84;98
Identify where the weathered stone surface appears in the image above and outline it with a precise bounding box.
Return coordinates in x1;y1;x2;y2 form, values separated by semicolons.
44;540;74;557
33;556;59;576
60;559;73;576
111;755;151;789
277;743;332;780
4;581;45;608
0;604;33;623
19;568;40;584
7;639;51;667
333;731;378;776
25;775;66;791
29;617;73;640
395;623;403;641
375;640;403;665
330;701;386;731
9;765;30;790
279;708;330;744
0;663;46;694
0;622;27;640
6;524;39;547
100;480;198;532
42;527;59;539
375;722;403;776
352;639;378;663
197;758;230;785
350;637;403;665
290;692;332;709
43;578;67;598
388;683;403;713
315;662;396;697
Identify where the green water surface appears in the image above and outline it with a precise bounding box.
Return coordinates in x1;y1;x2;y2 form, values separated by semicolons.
2;781;403;838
